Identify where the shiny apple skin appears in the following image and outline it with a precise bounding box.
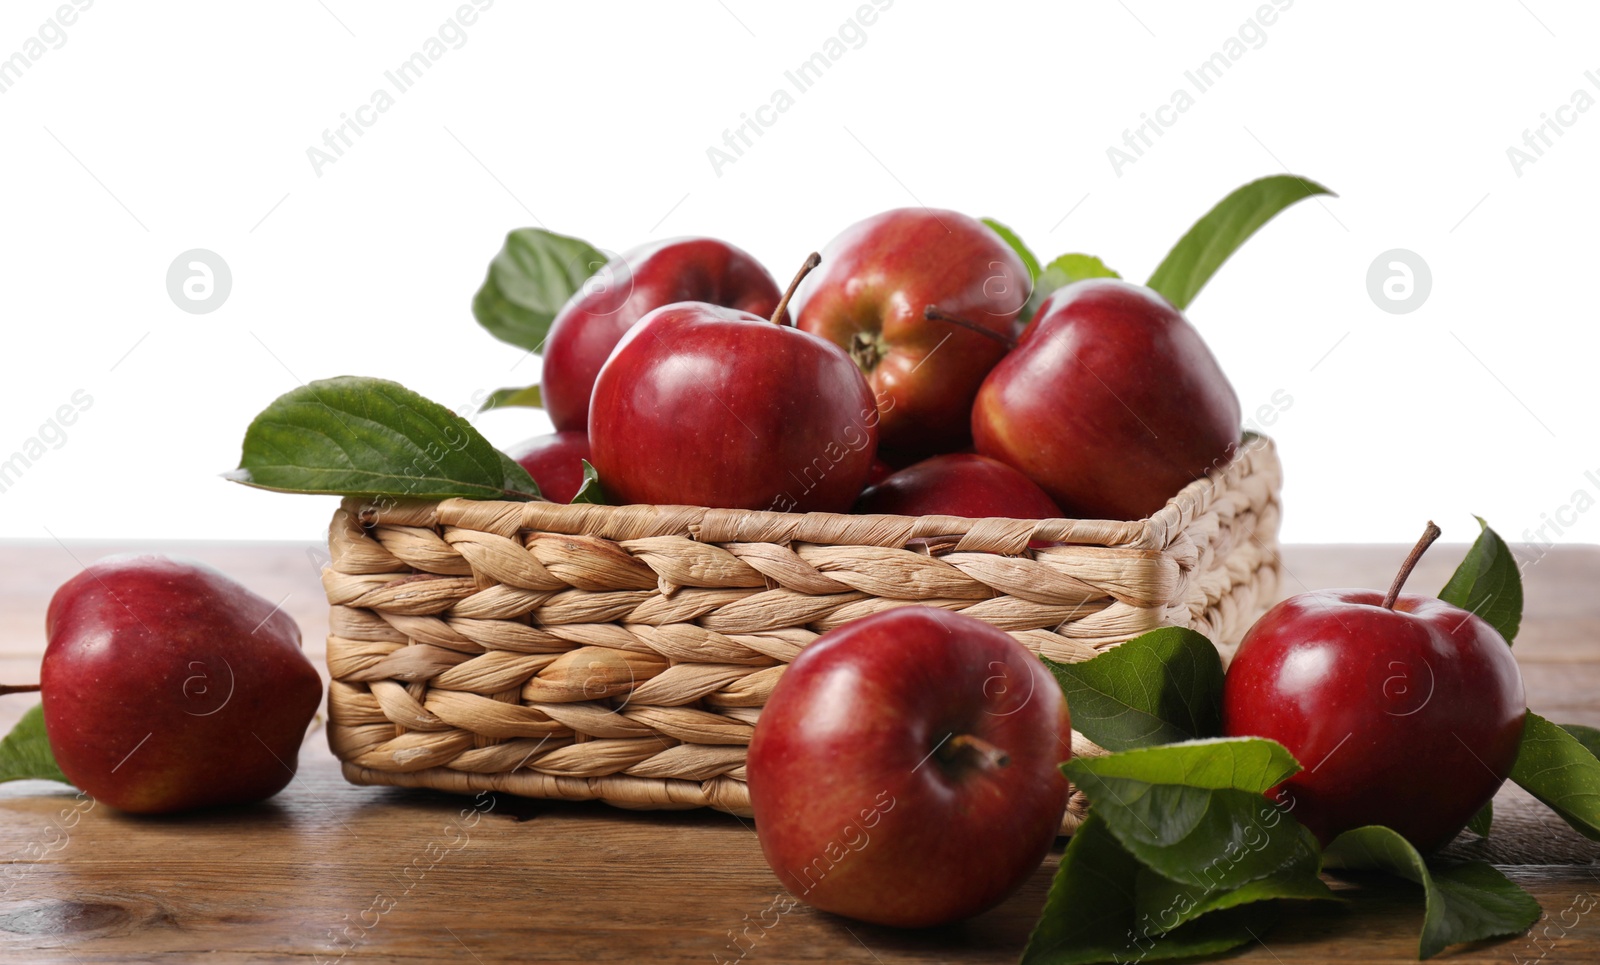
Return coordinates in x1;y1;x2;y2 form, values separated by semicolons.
972;279;1240;521
541;238;783;432
507;430;591;503
1222;589;1526;853
41;554;323;814
747;606;1072;928
855;453;1063;521
793;209;1028;455
588;302;878;513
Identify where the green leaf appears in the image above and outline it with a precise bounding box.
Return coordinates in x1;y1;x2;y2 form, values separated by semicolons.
1021;814;1279;965
0;705;69;785
472;228;607;353
1560;723;1600;760
981;217;1040;285
1040;253;1121;292
570;460;609;505
480;384;544;412
1068;737;1299;793
1468;800;1494;838
1134;850;1337;936
1044;627;1224;751
1065;738;1316;891
1025;253;1123;323
1510;711;1600;840
1437;517;1522;644
1146;174;1333;311
1325;826;1540;959
230;376;542;502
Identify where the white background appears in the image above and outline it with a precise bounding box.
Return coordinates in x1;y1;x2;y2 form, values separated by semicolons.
1;0;1595;553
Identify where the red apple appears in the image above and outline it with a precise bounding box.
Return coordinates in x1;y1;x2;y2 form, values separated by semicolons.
541;237;783;432
972;279;1240;521
1221;525;1526;852
40;554;323;814
793;209;1028;455
588;258;879;513
507;430;591;503
855;453;1063;521
747;606;1072;928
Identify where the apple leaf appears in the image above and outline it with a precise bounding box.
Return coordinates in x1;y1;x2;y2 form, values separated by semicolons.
229;376;542;502
1064;738;1319;891
1134;849;1338;936
981;217;1041;286
1468;800;1493;838
480;384;544;412
1437;517;1522;644
1041;253;1120;289
1021;814;1280;965
1560;723;1600;759
1324;826;1540;959
1509;711;1600;841
0;705;69;786
1024;253;1123;323
1044;627;1224;751
472;227;606;353
1146;174;1333;311
570;460;609;505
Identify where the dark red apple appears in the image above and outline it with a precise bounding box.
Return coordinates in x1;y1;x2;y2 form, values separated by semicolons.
40;554;323;814
1221;525;1526;852
972;278;1240;521
793;209;1028;455
588;258;879;513
507;430;591;503
541;237;783;432
747;606;1072;928
855;453;1063;521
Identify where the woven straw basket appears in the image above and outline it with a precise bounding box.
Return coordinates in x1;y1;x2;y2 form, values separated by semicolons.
322;434;1282;833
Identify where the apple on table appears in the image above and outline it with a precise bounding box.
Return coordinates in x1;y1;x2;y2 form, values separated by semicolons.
40;554;323;814
747;606;1072;928
1223;522;1527;852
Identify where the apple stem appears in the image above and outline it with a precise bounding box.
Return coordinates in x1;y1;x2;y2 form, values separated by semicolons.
1382;520;1443;610
922;306;1018;351
0;684;41;697
939;733;1011;770
771;252;821;326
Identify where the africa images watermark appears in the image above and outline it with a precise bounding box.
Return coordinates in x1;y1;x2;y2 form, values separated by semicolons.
714;790;897;964
706;0;896;178
1106;0;1295;177
314;790;497;963
1514;466;1600;572
1505;69;1600;177
305;0;496;177
0;0;95;96
0;389;94;496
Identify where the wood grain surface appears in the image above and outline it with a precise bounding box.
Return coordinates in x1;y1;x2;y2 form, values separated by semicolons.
0;541;1596;964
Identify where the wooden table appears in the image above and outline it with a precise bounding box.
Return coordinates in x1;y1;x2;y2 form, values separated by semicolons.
1;542;1596;964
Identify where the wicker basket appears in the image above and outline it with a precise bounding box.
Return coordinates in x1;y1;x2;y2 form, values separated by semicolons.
322;434;1282;832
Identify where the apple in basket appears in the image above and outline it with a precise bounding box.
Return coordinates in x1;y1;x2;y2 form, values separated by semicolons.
792;208;1030;459
747;607;1072;927
540;237;784;433
588;255;880;513
506;430;591;504
854;453;1063;521
972;278;1240;521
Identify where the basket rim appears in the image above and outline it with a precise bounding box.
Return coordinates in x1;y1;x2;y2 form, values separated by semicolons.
343;433;1276;556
